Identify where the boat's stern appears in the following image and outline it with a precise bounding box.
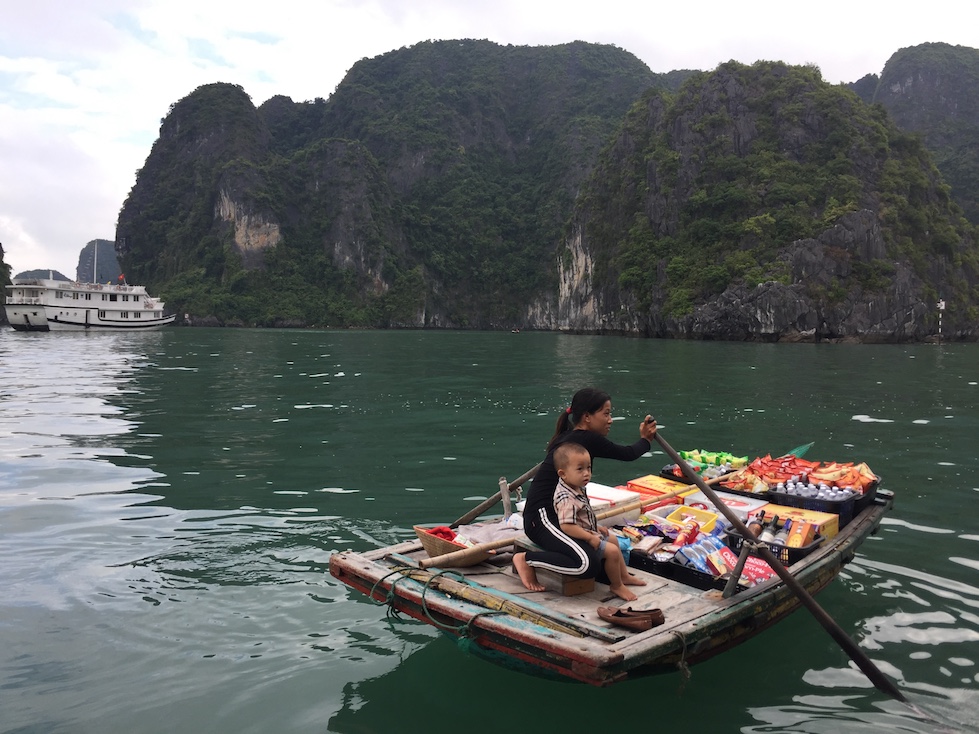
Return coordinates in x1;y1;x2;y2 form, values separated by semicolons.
4;305;50;331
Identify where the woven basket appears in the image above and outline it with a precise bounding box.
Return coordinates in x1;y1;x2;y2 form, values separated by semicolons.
413;525;490;566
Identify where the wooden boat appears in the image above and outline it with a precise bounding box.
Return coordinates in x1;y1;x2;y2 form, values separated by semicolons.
329;468;895;687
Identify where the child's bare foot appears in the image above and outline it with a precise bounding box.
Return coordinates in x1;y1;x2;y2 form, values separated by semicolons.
609;584;638;602
513;553;545;592
624;573;647;586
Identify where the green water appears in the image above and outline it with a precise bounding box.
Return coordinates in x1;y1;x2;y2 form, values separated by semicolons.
1;328;977;733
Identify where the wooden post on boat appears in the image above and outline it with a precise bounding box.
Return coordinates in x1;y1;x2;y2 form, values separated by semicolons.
449;463;540;528
654;432;907;703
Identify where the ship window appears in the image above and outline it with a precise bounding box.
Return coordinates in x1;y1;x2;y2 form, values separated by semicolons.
72;293;79;299
98;310;106;318
56;291;64;299
122;312;129;318
134;312;141;318
85;293;91;300
122;295;129;302
109;294;117;301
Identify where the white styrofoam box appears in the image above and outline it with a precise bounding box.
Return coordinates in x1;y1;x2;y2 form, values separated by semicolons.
586;482;639;502
587;482;641;524
681;489;769;522
515;483;638;525
515;495;610;513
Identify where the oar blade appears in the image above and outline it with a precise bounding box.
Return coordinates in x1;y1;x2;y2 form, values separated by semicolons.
780;441;814;458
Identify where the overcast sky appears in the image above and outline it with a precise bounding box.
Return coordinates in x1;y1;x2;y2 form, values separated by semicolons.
1;0;973;279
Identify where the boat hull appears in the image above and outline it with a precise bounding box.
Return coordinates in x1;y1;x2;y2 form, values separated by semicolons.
4;305;50;331
4;306;176;331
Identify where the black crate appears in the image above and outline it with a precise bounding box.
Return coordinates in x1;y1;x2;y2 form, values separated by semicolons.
629;549;745;592
659;464;759;497
853;481;879;515
660;464;697;484
725;530;825;566
765;488;856;527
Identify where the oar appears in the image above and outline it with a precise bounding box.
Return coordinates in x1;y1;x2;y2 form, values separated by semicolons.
449;463;541;528
781;441;814;458
653;431;907;703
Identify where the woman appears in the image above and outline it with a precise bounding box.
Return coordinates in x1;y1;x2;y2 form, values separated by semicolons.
513;387;657;599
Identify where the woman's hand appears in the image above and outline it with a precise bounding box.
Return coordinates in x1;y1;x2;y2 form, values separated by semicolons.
640;415;657;441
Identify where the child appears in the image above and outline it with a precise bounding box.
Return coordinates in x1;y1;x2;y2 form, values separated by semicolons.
552;442;646;602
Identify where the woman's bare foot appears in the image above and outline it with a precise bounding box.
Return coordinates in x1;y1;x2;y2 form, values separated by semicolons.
623;573;647;587
609;584;638;602
513;552;545;592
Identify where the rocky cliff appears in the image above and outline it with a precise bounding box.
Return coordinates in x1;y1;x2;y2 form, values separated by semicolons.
538;61;978;341
115;41;664;327
112;41;979;340
852;42;979;225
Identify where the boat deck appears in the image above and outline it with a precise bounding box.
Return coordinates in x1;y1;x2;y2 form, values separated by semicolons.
329;490;893;686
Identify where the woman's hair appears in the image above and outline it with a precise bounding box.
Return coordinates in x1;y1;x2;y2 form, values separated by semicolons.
547;387;611;451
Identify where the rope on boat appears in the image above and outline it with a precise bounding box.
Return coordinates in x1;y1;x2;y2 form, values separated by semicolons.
419;569;507;634
672;630;692;684
369;568;411;620
370;567;506;635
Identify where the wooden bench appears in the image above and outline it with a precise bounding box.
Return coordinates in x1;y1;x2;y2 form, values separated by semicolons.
514;538;595;596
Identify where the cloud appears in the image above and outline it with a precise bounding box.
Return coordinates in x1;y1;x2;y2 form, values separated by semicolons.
0;0;973;277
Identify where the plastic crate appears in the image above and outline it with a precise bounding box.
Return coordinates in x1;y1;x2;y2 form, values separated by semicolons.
628;550;745;592
725;530;825;566
765;488;856;527
666;505;719;533
660;464;697;484
853;481;880;515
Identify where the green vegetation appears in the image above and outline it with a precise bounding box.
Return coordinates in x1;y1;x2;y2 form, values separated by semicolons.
108;42;979;337
117;42;665;327
875;42;979;224
578;60;978;318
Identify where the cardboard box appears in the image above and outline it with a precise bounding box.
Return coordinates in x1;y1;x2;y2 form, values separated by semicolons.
627;473;687;496
786;521;816;547
626;474;689;511
750;504;839;540
717;545;777;586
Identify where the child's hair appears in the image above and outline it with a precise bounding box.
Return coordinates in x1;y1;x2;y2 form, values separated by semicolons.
553;442;590;471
